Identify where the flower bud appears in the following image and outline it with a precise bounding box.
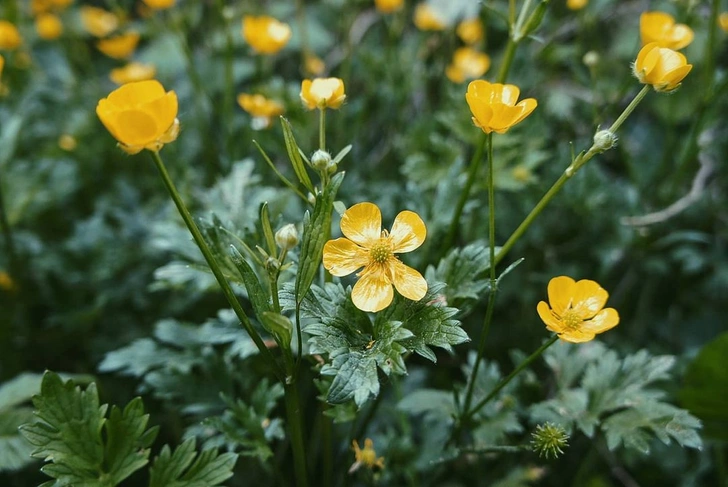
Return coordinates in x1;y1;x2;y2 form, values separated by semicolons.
531;423;569;459
275;223;299;250
592;129;617;153
582;50;599;68
265;256;280;272
311;149;332;171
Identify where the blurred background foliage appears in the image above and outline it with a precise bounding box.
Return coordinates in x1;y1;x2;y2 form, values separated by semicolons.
0;0;727;485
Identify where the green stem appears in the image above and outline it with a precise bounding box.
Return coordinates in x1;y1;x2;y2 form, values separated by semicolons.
443;133;488;249
322;408;333;487
464;335;558;423
461;134;494;416
494;85;651;267
218;0;235;162
513;0;534;37
319;108;326;151
284;382;309;487
496;38;517;84
149;151;284;381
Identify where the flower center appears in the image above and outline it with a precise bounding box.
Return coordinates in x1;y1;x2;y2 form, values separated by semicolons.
561;309;583;331
369;239;392;265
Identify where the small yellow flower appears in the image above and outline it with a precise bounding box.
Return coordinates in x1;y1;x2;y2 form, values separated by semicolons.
445;48;490;83
300;78;346;110
633;42;692;93
110;62;156;85
96;32;140;59
640;11;693;50
566;0;588;11
719;12;728;33
242;15;291;55
33;0;73;14
96;80;179;154
466;80;537;134
0;54;4;79
0;21;22;50
237;93;284;129
0;271;16;292
375;0;404;14
58;134;77;151
413;3;447;31
80;6;119;38
537;276;619;343
349;439;385;473
456;18;483;45
304;53;325;76
323;202;427;313
142;0;176;9
35;14;63;41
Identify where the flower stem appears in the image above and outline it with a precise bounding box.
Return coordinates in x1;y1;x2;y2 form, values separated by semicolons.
463;335;558;423
494;85;650;267
284;382;309;487
443;133;488;249
319;107;326;152
149;151;284;382
496;38;518;84
461;133;494;417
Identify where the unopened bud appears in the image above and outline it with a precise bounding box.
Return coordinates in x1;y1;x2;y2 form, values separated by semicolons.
326;160;338;174
275;223;299;250
592;129;617;153
531;423;569;459
583;50;600;68
311;150;332;171
265;256;280;272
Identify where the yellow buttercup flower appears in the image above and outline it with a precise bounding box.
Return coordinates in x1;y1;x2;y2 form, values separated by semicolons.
445;48;490;83
0;54;4;79
97;32;140;59
304;53;325;76
720;13;728;33
237;93;284;129
640;11;693;50
242;15;291;55
80;6;119;38
375;0;404;14
35;14;63;40
96;80;179;154
142;0;176;9
413;3;447;31
633;42;692;93
349;439;385;473
323;202;427;313
33;0;73;14
537;276;619;343
456;18;483;45
566;0;588;11
300;78;346;110
0;21;22;50
466;80;537;134
110;62;156;85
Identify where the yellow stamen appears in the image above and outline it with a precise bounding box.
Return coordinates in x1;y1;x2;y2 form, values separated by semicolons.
560;309;582;331
369;237;392;265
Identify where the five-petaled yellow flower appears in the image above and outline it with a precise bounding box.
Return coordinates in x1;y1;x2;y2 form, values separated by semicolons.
640;11;693;50
97;32;140;59
537;276;619;343
110;62;157;85
35;13;63;41
300;78;346;110
323;202;427;313
237;93;284;129
456;18;484;45
242;15;291;55
633;42;692;93
375;0;404;14
96;80;179;154
80;6;119;38
0;21;22;50
466;80;537;134
349;439;385;473
413;3;447;31
446;48;490;84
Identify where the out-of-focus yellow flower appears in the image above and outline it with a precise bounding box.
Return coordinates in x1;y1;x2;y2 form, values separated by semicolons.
633;42;692;93
32;0;53;15
35;14;63;40
414;3;446;31
242;15;291;55
96;80;179;154
466;80;537;134
0;271;16;292
720;13;728;33
0;21;22;50
445;48;490;83
300;78;346;110
81;6;119;38
375;0;404;14
96;32;140;59
304;53;325;76
640;11;693;50
349;439;385;473
566;0;588;11
323;202;427;313
0;54;4;79
537;276;619;343
142;0;176;9
110;62;156;85
58;134;77;151
237;93;284;129
456;18;483;44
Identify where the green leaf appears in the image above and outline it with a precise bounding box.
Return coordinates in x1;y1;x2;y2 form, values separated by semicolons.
260;202;277;256
0;408;36;472
229;245;272;319
260;312;293;349
104;398;159;485
281;117;315;193
294;172;344;305
680;332;728;440
148;438;238;487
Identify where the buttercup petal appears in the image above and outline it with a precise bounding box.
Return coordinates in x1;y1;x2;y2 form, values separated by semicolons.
558;329;596;344
107;80;166;108
114;109;160;146
537;301;565;334
323;238;368;277
547;276;575;316
340;202;382;247
351;269;394;312
390;210;426;253
570;279;608;319
582;308;619;334
390;260;427;301
500;84;521;106
145;91;178;134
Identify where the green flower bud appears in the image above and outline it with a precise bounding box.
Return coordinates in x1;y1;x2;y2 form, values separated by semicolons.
275;223;299;250
531;423;569;459
311;149;332;171
593;129;617;153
